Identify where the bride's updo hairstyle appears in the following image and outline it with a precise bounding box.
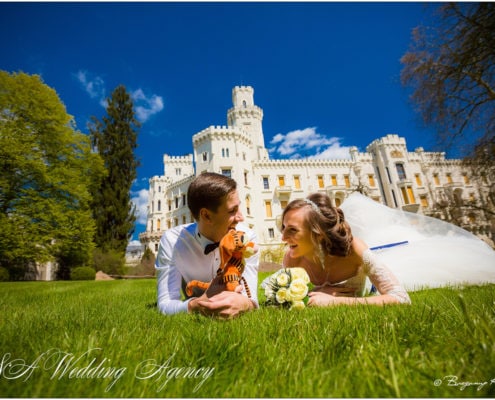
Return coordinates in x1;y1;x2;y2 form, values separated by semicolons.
282;193;353;257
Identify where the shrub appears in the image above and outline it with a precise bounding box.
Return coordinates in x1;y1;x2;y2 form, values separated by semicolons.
92;248;125;275
70;266;96;281
0;267;10;281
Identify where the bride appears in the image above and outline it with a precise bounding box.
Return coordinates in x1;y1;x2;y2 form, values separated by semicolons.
277;192;495;307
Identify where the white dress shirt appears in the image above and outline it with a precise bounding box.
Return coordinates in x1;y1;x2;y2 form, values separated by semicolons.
155;222;260;314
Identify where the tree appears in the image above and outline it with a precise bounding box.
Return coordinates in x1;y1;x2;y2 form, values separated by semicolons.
0;71;105;279
89;85;140;256
401;3;495;162
401;3;495;241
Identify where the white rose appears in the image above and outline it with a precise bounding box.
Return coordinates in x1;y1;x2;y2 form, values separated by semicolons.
290;267;310;284
276;271;290;287
288;278;309;301
264;287;274;300
291;300;306;310
276;287;288;303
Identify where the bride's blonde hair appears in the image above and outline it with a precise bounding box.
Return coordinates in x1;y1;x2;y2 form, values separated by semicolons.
282;193;353;257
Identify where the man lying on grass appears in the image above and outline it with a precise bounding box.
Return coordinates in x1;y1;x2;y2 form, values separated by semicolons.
155;172;259;319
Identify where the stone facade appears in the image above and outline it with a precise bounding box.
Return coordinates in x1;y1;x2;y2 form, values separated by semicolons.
139;86;494;253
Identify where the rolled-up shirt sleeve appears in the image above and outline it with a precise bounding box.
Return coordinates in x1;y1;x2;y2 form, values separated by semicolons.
155;231;191;315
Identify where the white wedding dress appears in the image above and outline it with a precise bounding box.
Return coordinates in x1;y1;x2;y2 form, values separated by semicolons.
340;193;495;291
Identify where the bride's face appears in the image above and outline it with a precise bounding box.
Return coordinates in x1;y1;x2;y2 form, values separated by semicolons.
281;208;315;258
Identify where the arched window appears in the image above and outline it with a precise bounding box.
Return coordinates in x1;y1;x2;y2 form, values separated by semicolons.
242;100;247;108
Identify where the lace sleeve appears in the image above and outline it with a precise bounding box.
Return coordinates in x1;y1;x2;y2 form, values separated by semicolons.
362;249;411;304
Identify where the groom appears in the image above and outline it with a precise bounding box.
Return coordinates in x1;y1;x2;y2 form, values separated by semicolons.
155;172;259;318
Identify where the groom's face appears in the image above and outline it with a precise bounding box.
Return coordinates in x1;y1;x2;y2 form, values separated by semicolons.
208;190;244;241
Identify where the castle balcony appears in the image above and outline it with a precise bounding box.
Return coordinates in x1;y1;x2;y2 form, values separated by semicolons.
275;185;292;198
402;203;420;213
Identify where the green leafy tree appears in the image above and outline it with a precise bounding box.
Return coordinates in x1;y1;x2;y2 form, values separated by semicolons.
0;71;105;279
89;85;140;256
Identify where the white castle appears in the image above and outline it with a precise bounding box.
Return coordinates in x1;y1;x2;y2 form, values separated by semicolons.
139;86;493;254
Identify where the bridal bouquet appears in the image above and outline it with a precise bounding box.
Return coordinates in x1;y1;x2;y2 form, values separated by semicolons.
261;267;313;310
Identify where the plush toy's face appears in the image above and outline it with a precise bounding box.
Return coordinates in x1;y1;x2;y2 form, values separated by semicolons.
220;229;245;255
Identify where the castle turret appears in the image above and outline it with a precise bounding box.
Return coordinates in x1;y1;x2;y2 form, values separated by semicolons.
227;86;268;160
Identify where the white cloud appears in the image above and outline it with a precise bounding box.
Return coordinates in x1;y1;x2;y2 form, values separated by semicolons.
132;89;164;123
74;70;106;105
131;188;149;225
74;71;164;122
269;127;352;160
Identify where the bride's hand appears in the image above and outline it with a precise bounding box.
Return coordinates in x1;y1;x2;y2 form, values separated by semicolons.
307;291;340;307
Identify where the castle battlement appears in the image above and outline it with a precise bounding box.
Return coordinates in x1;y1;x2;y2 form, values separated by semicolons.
163;154;193;162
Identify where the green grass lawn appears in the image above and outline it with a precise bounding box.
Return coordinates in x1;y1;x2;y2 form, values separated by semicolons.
0;276;494;398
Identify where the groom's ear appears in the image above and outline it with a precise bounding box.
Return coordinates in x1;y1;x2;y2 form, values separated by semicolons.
199;207;212;223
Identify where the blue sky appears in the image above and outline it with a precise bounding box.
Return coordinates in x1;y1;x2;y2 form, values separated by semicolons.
1;2;443;244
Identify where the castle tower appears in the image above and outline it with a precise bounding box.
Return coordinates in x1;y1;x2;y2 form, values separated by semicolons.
227;86;268;160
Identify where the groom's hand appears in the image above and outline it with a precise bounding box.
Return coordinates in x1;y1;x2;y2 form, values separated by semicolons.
189;277;253;319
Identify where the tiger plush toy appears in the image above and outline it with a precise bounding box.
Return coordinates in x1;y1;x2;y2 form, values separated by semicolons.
185;229;258;298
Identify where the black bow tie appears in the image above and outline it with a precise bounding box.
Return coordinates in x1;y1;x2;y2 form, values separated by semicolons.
204;242;220;255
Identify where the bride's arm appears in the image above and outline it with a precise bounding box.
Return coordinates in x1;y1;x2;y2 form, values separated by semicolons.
308;239;411;306
359;248;411;304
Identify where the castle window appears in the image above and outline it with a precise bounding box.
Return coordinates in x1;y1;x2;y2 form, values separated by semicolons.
433;173;440;185
246;195;251;215
396;163;406;180
265;201;273;218
386;167;392;183
182;194;186;206
244;171;248;185
182;215;187;224
278;176;285;186
157;219;161;231
157;200;161;211
420;195;428;207
331;175;337;186
446;173;453;184
415;174;422;186
368;174;375;187
174;218;178;227
175;197;179;208
221;169;231;178
242;100;247;108
317;175;324;188
202;152;208;162
344;175;350;188
268;228;275;239
463;174;470;184
401;186;415;204
293;175;301;189
158;186;161;192
280;200;288;209
263;177;269;190
175;168;181;176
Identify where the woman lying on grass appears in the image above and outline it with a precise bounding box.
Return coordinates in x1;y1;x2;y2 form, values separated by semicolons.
279;193;411;306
